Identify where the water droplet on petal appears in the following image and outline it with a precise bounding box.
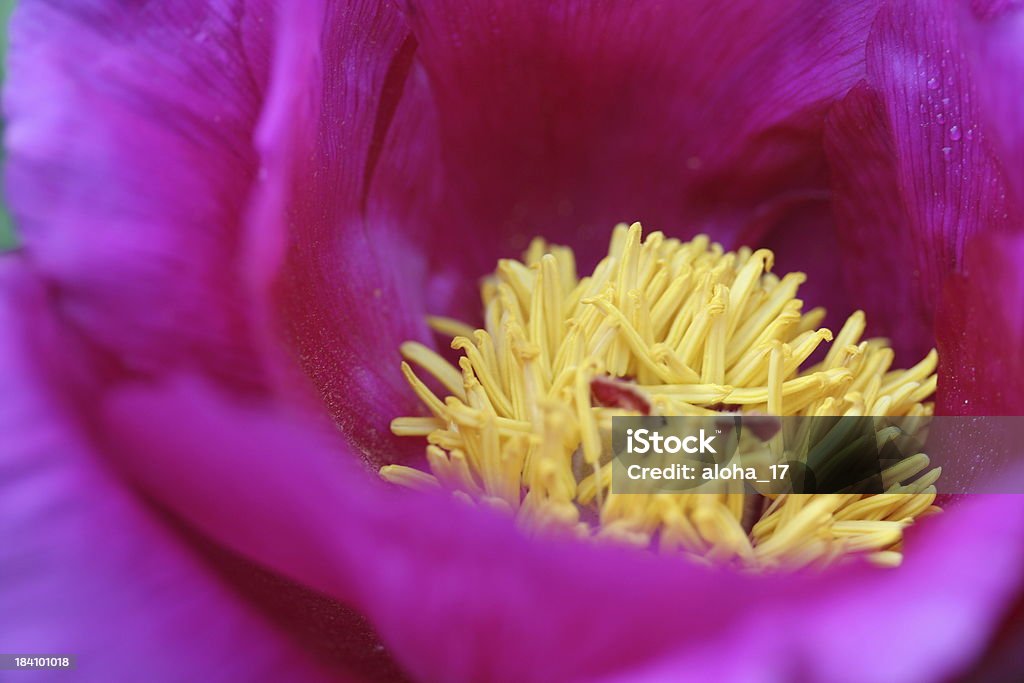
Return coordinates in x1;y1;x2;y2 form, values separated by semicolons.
926;77;939;90
936;113;945;124
949;125;961;141
941;146;953;156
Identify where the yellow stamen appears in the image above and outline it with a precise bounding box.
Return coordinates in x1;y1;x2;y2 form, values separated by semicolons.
383;223;940;570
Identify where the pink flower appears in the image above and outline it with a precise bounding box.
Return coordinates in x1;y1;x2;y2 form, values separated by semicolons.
2;1;1022;681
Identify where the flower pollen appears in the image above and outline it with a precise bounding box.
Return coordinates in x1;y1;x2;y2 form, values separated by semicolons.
383;223;941;570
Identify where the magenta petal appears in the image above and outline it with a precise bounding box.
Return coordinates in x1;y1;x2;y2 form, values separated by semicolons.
4;1;275;385
401;0;881;280
937;233;1024;415
244;1;436;462
825;83;930;360
826;0;1020;361
958;591;1024;682
964;3;1024;204
598;495;1024;683
99;376;783;681
102;372;1024;683
3;1;437;462
756;200;856;332
0;266;341;682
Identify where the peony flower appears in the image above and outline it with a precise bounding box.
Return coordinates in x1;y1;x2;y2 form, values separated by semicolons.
2;0;1022;681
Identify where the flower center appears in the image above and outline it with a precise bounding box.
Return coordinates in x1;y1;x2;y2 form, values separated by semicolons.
382;223;940;570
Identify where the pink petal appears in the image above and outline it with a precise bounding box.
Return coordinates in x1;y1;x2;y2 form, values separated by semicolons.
0;264;366;682
936;233;1024;414
756;199;856;333
957;590;1024;682
400;0;882;288
963;2;1024;204
598;494;1024;683
102;369;1024;683
4;1;275;386
4;1;434;464
825;83;930;360
826;0;1020;361
243;0;437;463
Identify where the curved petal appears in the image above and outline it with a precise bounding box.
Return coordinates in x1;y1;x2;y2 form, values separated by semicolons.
963;2;1024;204
3;1;275;386
956;588;1024;682
0;264;352;682
400;0;882;288
4;1;437;463
595;495;1024;683
936;233;1024;415
825;0;1021;362
824;82;930;360
243;0;438;463
756;199;855;332
101;369;1024;683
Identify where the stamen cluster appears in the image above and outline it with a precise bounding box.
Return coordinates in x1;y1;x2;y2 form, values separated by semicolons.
384;224;940;570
